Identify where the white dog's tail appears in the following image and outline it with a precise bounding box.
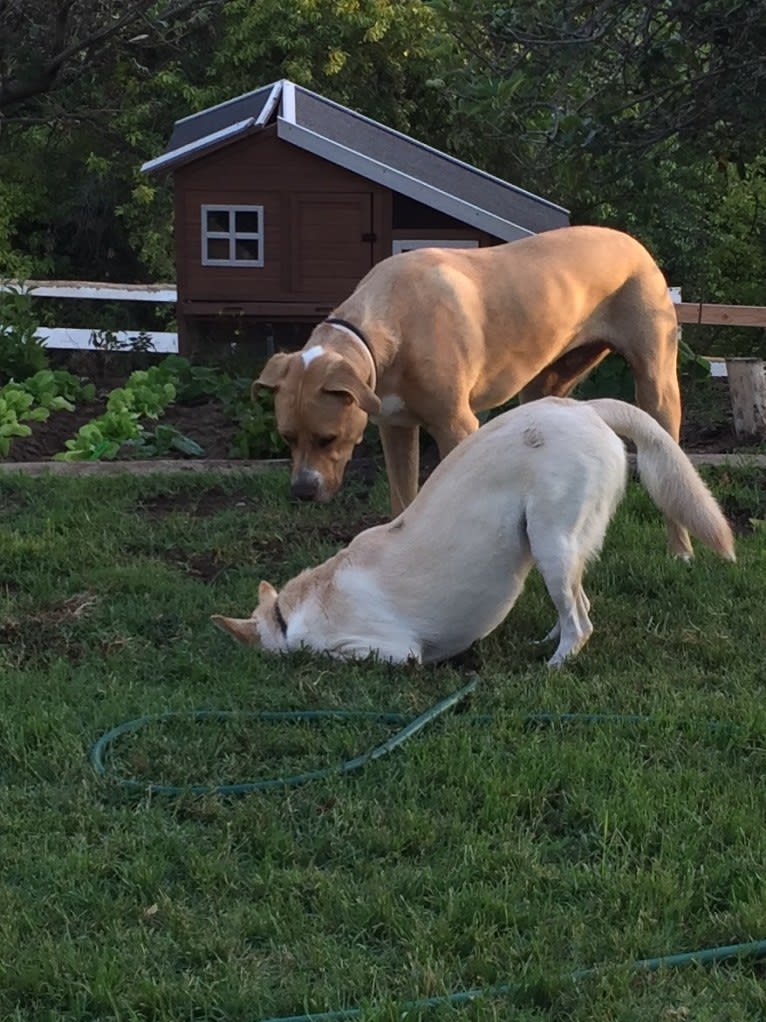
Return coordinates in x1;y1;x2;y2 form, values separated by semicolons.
586;398;735;561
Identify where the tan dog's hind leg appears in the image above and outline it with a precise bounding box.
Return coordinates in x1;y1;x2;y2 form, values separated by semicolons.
379;423;420;515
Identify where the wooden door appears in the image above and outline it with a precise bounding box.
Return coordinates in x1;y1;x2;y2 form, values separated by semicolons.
290;193;375;301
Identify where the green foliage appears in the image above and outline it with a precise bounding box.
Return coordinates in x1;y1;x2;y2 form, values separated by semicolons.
157;354;231;403
125;423;205;459
56;363;181;461
574;354;635;402
207;0;452;138
229;384;285;459
0;284;49;382
0;368;95;456
576;341;712;402
55;410;143;461
0;386;36;455
21;368;95;410
432;0;766;317
107;374;176;419
435;0;766;183
1;0;764;350
154;355;285;459
52;355;284;462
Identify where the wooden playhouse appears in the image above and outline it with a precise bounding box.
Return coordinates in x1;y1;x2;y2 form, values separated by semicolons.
142;79;569;355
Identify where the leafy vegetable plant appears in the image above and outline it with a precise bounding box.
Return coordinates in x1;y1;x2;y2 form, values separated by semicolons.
55;365;180;461
0;370;95;455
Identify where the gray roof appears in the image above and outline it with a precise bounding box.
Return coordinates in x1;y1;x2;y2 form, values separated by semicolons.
141;80;569;241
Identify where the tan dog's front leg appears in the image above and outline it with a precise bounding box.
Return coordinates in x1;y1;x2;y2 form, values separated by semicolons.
429;408;480;460
379;423;420;515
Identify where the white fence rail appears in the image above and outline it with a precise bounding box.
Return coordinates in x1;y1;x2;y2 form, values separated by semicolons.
1;279;179;353
36;327;179;352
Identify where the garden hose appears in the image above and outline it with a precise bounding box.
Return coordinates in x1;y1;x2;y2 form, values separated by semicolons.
89;675;766;1020
89;675;481;796
259;938;766;1022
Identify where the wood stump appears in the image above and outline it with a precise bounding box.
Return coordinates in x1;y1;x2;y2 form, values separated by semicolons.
725;358;766;440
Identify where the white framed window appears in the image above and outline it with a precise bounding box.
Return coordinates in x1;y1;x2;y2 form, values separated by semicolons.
201;205;264;266
392;239;479;255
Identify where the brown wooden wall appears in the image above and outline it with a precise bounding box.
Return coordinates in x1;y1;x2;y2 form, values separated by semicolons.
174;125;389;311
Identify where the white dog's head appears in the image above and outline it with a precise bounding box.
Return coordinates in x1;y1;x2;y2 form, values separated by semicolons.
211;581;286;651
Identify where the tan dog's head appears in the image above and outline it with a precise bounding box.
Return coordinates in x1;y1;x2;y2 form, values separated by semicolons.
211;581;284;652
255;347;380;502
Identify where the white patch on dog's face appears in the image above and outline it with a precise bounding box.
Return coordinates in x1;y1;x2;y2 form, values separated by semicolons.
301;345;324;368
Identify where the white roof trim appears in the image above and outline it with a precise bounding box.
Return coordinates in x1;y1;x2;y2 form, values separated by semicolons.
281;80;296;123
256;81;283;127
277;118;536;242
141;117;256;174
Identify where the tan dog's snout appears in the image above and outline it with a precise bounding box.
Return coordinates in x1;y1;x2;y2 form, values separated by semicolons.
291;468;326;502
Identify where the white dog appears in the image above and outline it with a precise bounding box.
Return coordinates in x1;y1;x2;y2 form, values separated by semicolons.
213;398;735;667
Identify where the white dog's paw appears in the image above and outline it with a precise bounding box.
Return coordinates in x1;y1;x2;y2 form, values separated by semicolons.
533;623;560;646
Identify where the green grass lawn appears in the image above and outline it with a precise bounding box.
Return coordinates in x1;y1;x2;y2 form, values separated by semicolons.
0;464;764;1022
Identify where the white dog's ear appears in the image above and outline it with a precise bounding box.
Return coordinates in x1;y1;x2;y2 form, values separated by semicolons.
253;353;292;394
258;580;278;606
210;614;260;645
322;362;381;415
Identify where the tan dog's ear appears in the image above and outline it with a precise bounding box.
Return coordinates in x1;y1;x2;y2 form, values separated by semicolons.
258;580;278;606
253;353;293;395
211;614;260;645
322;362;381;415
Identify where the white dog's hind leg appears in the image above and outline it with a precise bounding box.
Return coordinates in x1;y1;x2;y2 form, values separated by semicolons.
531;539;593;666
546;585;593;667
536;588;591;646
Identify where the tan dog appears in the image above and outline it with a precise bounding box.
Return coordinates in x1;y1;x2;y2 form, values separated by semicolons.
256;225;687;552
212;398;734;667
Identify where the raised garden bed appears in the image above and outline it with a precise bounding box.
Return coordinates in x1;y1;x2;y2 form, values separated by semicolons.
0;351;760;470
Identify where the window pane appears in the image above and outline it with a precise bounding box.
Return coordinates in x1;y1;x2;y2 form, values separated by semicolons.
207;238;230;260
206;209;229;232
236;210;261;233
235;238;260;261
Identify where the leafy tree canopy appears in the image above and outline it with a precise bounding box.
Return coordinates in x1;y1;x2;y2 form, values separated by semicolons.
0;0;764;326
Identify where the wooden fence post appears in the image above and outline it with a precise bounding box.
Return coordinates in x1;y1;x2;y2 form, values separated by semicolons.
725;358;766;440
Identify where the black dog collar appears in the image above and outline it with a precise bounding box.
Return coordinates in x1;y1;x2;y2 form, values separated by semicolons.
324;317;377;376
274;599;288;639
